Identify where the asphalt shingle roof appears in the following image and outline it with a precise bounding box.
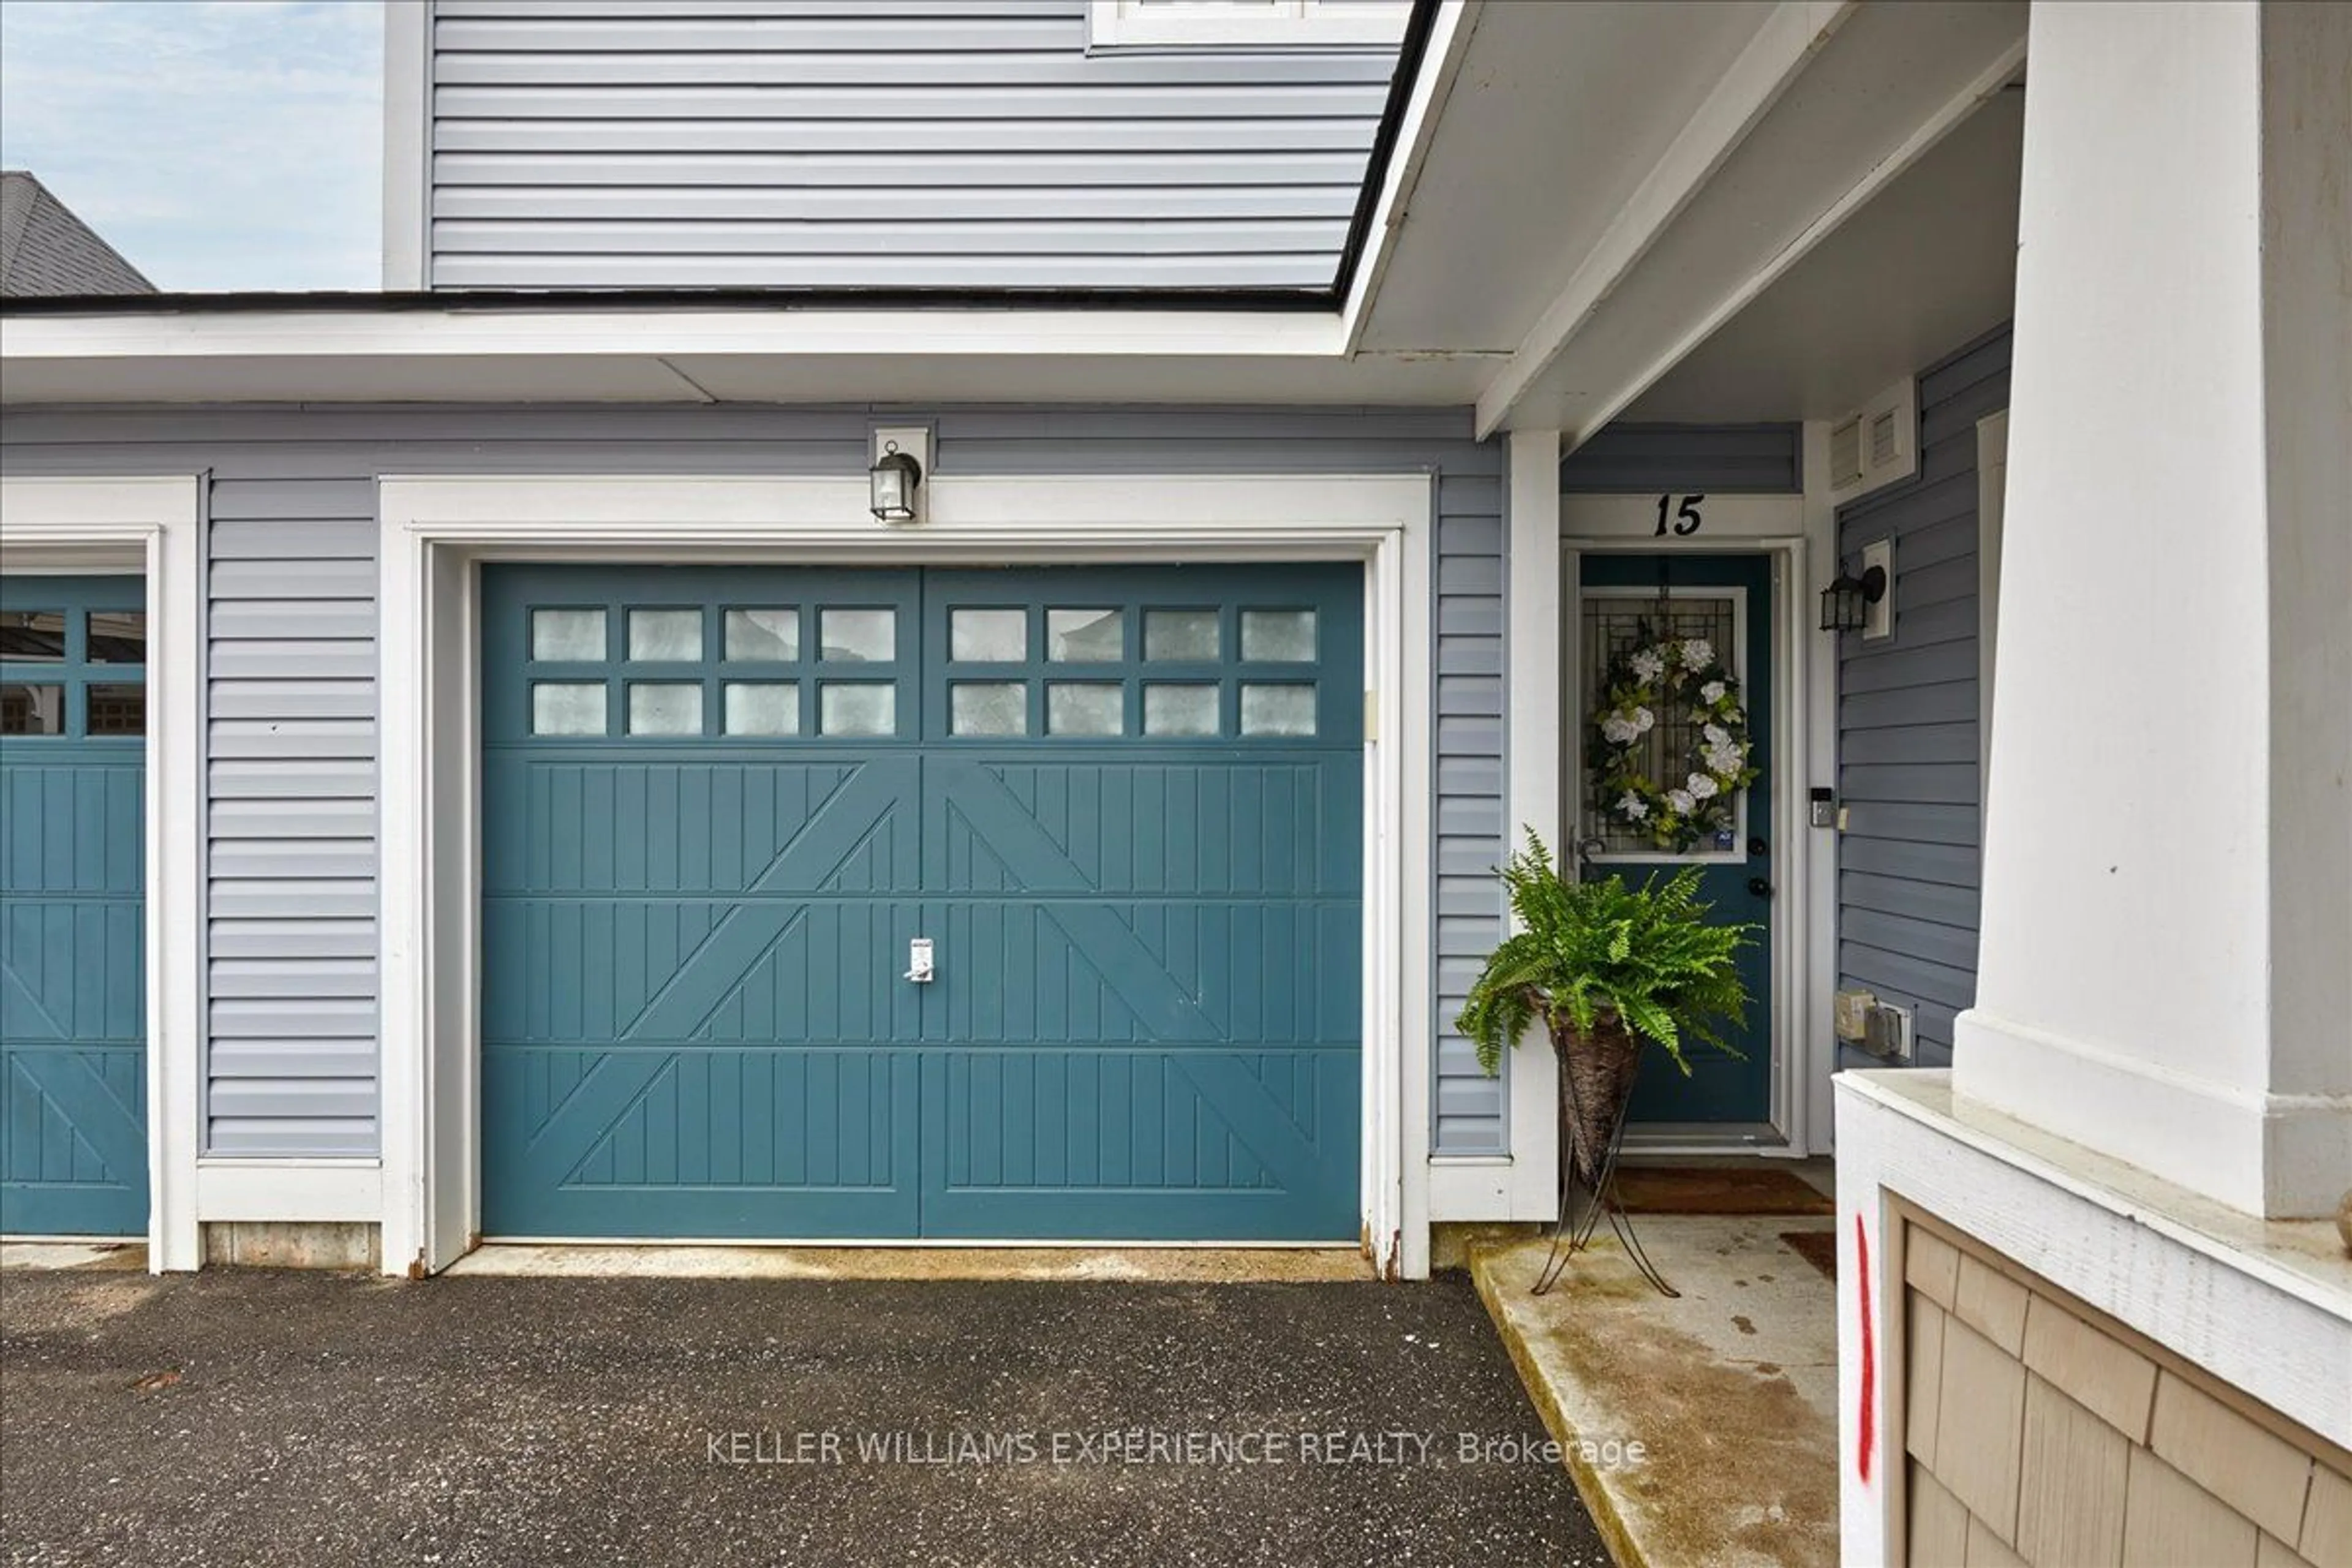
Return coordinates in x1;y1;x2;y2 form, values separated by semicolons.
0;170;156;297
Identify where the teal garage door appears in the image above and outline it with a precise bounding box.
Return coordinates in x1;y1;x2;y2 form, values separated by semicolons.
480;564;1363;1242
1;578;148;1238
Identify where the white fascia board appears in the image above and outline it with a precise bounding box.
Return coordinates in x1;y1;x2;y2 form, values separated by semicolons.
1341;0;1486;355
1474;0;1857;439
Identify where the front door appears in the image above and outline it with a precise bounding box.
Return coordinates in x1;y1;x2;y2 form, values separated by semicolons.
1576;553;1774;1128
478;562;1363;1242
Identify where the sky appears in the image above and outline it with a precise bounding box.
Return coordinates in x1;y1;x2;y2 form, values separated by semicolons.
0;0;382;292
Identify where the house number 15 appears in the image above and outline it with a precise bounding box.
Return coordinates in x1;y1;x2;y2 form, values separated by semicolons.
1653;494;1707;536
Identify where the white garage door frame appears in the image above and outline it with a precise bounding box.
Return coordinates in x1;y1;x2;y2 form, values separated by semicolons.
377;472;1438;1280
0;475;203;1271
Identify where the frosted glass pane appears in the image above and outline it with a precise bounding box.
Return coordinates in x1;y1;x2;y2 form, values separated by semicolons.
1143;684;1218;737
820;608;896;663
1047;608;1123;662
628;682;703;736
1240;684;1316;737
1241;608;1316;663
951;608;1027;663
532;682;606;736
723;682;799;736
724;608;799;662
1047;683;1123;736
1144;609;1219;662
821;682;895;736
951;682;1027;736
532;608;605;662
628;609;703;662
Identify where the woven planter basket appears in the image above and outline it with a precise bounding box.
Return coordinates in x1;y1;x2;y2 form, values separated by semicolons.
1550;1014;1645;1191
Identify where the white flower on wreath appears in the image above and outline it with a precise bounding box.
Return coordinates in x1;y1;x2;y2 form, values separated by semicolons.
1700;680;1727;704
1680;638;1714;668
1705;744;1744;775
1702;723;1729;747
1600;715;1640;745
1616;792;1649;821
1686;774;1721;801
1629;649;1666;682
1666;788;1695;815
1633;706;1656;733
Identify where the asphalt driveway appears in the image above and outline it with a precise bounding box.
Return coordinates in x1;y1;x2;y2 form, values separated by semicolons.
0;1267;1607;1567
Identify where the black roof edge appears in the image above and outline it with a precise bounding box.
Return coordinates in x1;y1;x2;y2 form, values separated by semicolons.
0;0;1439;322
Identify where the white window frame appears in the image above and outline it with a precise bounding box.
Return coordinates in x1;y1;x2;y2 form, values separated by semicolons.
0;477;203;1272
1088;0;1410;51
375;473;1436;1279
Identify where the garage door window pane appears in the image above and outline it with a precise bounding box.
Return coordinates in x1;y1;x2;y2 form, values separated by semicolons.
1241;609;1316;663
628;609;703;663
820;609;895;663
628;683;703;736
724;609;799;663
1143;684;1218;737
1047;608;1123;663
723;682;799;737
951;682;1027;736
1240;684;1316;737
1;611;67;662
821;682;895;736
950;609;1027;663
86;684;145;736
532;608;605;662
532;682;606;736
1144;609;1219;662
86;611;147;665
1047;683;1123;736
0;684;64;734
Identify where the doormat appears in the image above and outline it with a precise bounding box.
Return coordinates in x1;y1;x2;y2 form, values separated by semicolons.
1610;1166;1835;1216
1780;1230;1838;1281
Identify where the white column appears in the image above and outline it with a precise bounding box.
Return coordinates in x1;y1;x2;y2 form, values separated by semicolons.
1954;1;2352;1217
1502;429;1563;1217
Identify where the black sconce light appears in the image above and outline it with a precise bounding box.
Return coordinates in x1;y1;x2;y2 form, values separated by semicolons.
1819;562;1888;632
869;436;925;524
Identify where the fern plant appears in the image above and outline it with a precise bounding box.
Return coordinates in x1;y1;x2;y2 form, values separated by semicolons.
1456;832;1755;1076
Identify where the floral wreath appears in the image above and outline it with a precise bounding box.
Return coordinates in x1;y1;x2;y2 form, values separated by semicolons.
1591;633;1759;853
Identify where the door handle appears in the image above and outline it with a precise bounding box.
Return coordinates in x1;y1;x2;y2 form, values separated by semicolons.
1747;878;1774;899
905;937;935;984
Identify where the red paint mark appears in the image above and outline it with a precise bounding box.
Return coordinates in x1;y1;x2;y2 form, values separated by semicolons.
1855;1213;1876;1484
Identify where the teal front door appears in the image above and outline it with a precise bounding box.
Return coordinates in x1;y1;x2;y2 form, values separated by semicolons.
480;564;1362;1241
1;577;149;1237
1578;554;1774;1128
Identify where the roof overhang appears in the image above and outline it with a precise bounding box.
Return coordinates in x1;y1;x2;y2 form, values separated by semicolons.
0;1;2027;428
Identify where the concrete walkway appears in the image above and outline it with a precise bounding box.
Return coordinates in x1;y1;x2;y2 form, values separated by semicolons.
1472;1217;1842;1568
0;1266;1610;1567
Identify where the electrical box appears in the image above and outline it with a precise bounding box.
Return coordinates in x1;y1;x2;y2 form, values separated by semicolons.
1834;987;1875;1041
1862;1002;1915;1062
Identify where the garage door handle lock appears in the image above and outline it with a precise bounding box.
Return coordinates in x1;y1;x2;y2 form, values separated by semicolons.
905;937;936;983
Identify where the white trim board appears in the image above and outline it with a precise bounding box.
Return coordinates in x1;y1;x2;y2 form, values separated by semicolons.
0;477;205;1272
375;472;1438;1280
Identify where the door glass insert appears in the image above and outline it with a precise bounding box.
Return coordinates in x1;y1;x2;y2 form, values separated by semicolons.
86;611;147;664
821;682;895;736
950;682;1027;736
531;608;605;662
1239;684;1316;737
0;684;64;734
531;682;606;736
1581;591;1743;854
1240;608;1316;663
628;609;703;663
1143;608;1219;662
85;684;145;736
1144;684;1218;737
723;609;799;663
949;609;1027;663
820;609;896;663
1047;608;1123;662
0;610;67;662
627;682;703;736
723;682;800;737
1047;682;1122;736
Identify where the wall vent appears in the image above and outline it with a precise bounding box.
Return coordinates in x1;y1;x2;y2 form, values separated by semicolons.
1829;379;1920;503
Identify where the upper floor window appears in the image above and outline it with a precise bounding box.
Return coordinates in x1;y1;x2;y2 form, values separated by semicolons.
1088;0;1411;50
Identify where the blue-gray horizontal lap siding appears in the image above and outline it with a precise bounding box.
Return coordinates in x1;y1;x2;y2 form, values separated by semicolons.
1836;326;2010;1068
0;405;1498;1161
424;0;1396;290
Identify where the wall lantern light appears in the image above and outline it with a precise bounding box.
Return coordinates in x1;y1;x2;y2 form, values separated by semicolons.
869;426;930;524
1819;562;1888;633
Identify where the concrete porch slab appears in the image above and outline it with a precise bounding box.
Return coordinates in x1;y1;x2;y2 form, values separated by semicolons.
0;1241;148;1272
445;1243;1377;1283
1471;1216;1841;1568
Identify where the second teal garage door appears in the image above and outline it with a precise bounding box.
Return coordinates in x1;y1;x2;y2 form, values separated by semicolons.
480;564;1363;1242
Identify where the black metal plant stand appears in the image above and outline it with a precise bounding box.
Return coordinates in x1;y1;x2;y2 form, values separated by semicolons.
1531;1044;1679;1299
